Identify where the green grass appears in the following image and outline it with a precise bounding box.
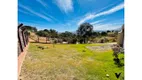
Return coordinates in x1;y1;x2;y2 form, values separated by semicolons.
20;43;124;80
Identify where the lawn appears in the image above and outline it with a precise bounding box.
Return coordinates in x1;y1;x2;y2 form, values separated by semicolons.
20;43;124;80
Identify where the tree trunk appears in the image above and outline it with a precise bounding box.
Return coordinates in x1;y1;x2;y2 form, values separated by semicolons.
52;37;55;48
46;37;47;43
84;38;87;44
38;37;39;43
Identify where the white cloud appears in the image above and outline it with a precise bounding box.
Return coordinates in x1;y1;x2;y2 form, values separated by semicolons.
41;10;60;22
95;2;124;16
19;4;52;22
90;19;106;25
93;23;123;31
78;2;124;25
36;0;48;8
77;14;95;25
18;9;33;16
55;0;73;13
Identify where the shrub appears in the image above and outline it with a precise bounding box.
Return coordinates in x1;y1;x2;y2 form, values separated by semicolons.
111;44;124;67
97;37;109;43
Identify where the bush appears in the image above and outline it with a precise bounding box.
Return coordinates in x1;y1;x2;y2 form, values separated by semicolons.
69;38;77;44
97;37;108;43
111;44;124;67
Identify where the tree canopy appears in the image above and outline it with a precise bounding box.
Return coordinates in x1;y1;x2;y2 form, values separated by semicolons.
36;29;58;38
26;22;120;44
77;22;93;43
24;25;37;32
59;31;77;43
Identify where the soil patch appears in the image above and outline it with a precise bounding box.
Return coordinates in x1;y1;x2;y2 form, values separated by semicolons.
86;45;111;52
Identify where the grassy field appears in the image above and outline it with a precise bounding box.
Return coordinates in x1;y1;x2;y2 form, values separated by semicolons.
20;43;124;80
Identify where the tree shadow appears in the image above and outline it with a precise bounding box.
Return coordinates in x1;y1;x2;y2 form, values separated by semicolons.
30;42;51;44
113;58;124;67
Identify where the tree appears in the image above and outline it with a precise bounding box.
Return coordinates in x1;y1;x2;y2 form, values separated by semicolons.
43;29;50;43
36;30;46;37
36;30;48;43
32;27;37;32
77;22;93;44
45;32;49;43
24;26;37;32
59;31;71;41
92;31;98;38
59;31;77;44
35;29;58;43
43;29;49;33
101;31;107;36
107;30;111;33
49;29;58;38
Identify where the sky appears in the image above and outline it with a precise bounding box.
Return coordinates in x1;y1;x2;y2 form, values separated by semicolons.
18;0;124;32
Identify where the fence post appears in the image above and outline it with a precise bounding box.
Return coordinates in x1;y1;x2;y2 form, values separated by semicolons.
18;23;29;56
18;24;24;53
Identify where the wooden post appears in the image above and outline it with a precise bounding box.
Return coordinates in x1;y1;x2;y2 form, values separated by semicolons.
18;23;30;56
18;24;24;54
22;30;26;47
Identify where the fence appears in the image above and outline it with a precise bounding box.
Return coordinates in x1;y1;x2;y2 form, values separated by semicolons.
18;23;29;56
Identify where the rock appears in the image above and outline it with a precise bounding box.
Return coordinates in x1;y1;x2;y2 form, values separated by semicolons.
106;74;109;77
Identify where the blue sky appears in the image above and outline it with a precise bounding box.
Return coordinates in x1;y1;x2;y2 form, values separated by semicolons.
18;0;124;32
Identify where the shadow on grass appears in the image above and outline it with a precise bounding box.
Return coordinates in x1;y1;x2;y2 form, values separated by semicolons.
30;42;51;44
113;58;124;67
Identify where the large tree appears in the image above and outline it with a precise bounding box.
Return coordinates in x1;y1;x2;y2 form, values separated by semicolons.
77;22;93;43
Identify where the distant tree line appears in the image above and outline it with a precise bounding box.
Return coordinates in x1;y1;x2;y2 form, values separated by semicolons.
24;25;37;32
24;22;119;44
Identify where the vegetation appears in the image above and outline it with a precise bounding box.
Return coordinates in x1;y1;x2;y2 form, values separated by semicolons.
36;29;58;38
24;25;37;32
111;44;124;67
24;22;119;44
19;23;124;80
20;43;124;80
77;22;93;44
59;31;77;44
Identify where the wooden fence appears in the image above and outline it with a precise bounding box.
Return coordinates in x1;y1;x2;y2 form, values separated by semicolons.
18;23;29;56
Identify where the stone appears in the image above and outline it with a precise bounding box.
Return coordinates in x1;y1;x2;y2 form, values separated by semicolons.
106;74;109;77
